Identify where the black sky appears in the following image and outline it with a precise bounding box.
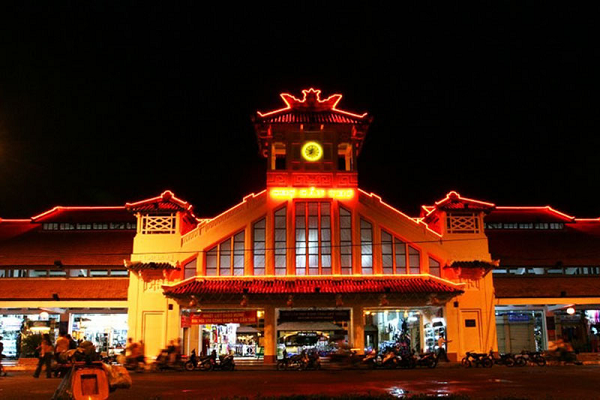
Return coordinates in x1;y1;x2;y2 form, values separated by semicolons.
1;3;598;219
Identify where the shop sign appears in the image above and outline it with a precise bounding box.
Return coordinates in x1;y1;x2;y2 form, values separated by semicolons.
181;315;191;328
508;314;530;322
278;310;351;323
190;311;257;325
559;314;581;322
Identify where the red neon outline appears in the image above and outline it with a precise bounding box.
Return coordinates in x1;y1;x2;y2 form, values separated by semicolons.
357;189;443;238
31;206;126;221
495;206;575;221
257;88;368;119
434;191;496;209
162;273;465;290
269;187;355;200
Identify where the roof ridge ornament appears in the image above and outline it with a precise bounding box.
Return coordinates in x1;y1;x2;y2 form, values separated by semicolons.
257;88;368;118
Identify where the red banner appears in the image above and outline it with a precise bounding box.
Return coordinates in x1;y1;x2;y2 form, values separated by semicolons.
181;315;191;328
190;311;257;325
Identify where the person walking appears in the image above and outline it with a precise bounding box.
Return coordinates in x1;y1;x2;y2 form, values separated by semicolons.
33;333;54;378
0;335;7;376
437;333;451;362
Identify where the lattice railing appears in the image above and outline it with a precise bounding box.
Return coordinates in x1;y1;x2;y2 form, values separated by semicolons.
446;213;480;234
141;214;176;234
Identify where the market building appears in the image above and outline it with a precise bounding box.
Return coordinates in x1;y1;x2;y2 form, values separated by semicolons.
1;88;599;363
0;207;134;358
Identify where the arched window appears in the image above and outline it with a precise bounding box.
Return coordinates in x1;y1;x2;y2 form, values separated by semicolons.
429;257;441;277
205;230;245;276
381;229;421;274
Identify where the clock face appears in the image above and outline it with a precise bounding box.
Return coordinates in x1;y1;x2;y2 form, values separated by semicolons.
301;141;323;162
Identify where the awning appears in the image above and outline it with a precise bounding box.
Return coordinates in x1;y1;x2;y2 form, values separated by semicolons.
277;322;345;332
126;261;178;271
163;276;463;297
0;278;129;301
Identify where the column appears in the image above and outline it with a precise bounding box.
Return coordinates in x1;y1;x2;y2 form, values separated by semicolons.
263;306;277;364
351;304;365;354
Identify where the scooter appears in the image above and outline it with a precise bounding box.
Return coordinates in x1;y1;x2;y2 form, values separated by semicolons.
375;350;400;369
488;349;515;367
461;351;493;368
415;352;438;368
277;350;304;370
210;350;235;371
151;348;184;372
184;349;213;371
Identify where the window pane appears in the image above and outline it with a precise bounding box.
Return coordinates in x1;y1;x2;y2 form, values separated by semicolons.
340;207;352;275
395;238;406;273
206;247;218;276
184;259;197;279
234;231;245;276
429;257;441;277
382;230;393;273
408;246;420;274
360;219;372;274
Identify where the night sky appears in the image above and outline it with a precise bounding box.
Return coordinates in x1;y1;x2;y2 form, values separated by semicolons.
1;4;598;219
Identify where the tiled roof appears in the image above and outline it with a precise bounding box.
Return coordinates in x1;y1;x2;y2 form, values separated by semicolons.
487;222;600;267
126;190;193;213
0;228;134;266
486;207;575;223
163;276;463;297
256;111;367;125
449;260;497;269
0;278;128;300
127;262;178;271
433;191;495;212
31;207;134;223
494;276;600;298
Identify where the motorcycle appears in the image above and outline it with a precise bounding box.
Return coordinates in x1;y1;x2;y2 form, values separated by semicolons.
184;349;213;371
277;350;305;370
415;352;438;368
151;348;185;372
374;350;400;369
328;349;376;370
515;350;546;367
300;350;321;370
210;350;235;371
461;351;493;368
488;349;515;367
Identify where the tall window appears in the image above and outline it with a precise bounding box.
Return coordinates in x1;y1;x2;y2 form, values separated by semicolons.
429;257;441;277
381;230;421;274
360;219;373;274
253;218;266;275
205;231;245;276
382;231;393;274
274;207;287;275
295;202;332;275
339;207;352;275
184;258;197;279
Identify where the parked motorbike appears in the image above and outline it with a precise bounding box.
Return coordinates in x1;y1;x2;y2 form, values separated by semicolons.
374;350;400;369
328;349;376;370
210;350;235;371
185;349;213;371
415;352;438;368
461;351;493;368
488;349;515;367
514;350;546;367
277;350;305;370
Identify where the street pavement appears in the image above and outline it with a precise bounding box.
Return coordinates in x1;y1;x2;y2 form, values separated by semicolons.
1;365;599;399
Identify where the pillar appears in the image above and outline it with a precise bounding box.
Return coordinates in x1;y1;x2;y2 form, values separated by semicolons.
263;306;277;364
352;304;365;354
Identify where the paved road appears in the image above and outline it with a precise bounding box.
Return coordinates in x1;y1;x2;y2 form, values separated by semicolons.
1;365;598;399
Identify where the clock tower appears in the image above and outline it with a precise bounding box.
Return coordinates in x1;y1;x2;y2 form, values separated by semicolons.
253;88;372;191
